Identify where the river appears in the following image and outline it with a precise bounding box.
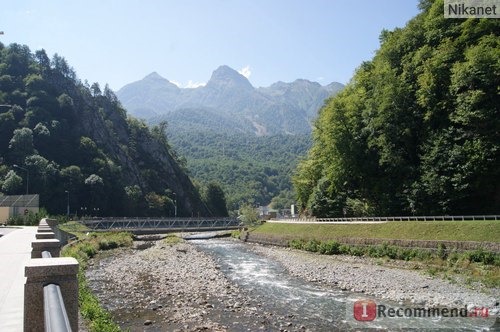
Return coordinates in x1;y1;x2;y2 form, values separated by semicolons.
86;237;498;331
193;239;497;331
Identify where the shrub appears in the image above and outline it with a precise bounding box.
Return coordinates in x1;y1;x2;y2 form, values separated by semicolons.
349;246;365;257
98;239;118;251
378;242;398;259
289;239;305;250
81;243;97;258
303;239;321;252
437;243;448;260
398;248;418;261
318;240;340;255
467;249;497;265
339;244;351;255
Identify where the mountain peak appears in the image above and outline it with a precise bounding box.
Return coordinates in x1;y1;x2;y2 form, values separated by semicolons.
142;72;180;90
144;72;164;80
207;65;254;91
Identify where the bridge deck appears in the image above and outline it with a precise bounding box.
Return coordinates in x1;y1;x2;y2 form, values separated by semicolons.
81;217;241;234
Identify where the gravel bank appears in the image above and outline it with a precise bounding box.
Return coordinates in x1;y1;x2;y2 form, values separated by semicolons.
86;240;309;331
251;244;498;309
86;238;498;331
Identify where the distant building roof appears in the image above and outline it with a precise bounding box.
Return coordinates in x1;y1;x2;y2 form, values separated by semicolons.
0;194;39;207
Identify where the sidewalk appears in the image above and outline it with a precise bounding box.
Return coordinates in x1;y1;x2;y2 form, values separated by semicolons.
0;227;37;332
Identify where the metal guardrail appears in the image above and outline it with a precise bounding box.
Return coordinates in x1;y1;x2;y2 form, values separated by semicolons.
81;217;241;230
274;215;500;222
41;251;72;332
43;284;72;332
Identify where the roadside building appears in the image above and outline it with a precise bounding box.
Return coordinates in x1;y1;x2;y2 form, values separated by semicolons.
0;195;39;224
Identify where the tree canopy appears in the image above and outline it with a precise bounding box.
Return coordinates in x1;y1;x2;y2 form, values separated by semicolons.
0;42;209;217
293;0;499;216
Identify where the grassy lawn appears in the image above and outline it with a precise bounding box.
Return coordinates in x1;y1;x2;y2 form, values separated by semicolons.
59;220;91;236
254;220;500;242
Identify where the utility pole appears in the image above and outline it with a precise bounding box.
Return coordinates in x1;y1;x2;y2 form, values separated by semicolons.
65;190;70;217
173;193;177;218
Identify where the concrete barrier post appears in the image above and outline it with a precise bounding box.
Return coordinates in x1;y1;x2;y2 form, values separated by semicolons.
35;232;55;240
31;239;61;258
37;226;52;233
24;258;79;332
42;218;58;228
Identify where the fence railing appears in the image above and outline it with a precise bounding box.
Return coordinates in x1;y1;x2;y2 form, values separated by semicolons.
81;217;241;231
272;215;499;223
43;284;72;332
41;250;72;332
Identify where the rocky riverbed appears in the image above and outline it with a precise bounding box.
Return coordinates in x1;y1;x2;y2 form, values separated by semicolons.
86;238;498;331
86;239;310;331
250;244;498;309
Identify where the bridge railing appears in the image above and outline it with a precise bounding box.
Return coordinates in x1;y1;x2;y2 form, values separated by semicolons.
272;215;499;223
81;217;241;230
24;218;78;332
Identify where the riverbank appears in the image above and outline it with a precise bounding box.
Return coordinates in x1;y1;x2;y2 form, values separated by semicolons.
86;237;499;331
253;220;500;246
86;239;313;331
250;244;498;309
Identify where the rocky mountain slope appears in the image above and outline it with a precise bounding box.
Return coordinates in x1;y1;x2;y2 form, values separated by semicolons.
0;43;209;216
117;66;343;135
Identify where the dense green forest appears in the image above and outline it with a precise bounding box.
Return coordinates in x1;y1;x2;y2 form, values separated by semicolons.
0;43;212;217
168;130;311;211
294;0;499;217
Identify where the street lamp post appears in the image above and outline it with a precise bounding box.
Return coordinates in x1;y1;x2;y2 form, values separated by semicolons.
13;164;29;195
173;193;177;218
65;190;70;217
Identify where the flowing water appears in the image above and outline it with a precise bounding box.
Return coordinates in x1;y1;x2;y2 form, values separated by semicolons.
192;239;498;331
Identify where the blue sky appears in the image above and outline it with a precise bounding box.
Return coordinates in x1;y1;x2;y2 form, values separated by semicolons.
1;0;420;90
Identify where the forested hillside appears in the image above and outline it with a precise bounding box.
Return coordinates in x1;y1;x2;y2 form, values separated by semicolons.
0;43;211;217
294;0;499;217
167;130;312;211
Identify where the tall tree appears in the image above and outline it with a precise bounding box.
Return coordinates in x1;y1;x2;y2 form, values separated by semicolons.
294;0;499;216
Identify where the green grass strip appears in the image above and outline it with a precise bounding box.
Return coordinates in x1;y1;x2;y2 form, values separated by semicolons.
254;220;500;242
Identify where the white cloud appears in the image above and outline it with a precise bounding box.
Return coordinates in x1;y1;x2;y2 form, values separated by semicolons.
238;65;251;79
185;80;206;88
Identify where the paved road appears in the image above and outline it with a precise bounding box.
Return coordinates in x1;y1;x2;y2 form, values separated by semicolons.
0;227;37;332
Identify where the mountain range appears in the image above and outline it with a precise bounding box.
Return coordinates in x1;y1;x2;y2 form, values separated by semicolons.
117;65;344;135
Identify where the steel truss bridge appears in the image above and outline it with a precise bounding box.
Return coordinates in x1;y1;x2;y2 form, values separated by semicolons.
80;217;241;234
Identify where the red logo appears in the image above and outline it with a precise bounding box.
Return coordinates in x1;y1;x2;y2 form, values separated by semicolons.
469;307;489;318
354;300;377;321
